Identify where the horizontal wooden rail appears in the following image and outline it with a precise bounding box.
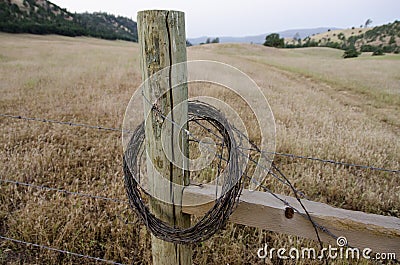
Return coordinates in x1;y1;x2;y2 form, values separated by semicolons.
182;185;400;257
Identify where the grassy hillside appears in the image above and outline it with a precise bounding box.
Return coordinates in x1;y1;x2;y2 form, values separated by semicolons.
307;27;370;44
0;34;399;264
286;21;400;53
0;0;138;41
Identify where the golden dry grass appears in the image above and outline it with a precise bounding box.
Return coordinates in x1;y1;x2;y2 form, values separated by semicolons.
0;34;399;264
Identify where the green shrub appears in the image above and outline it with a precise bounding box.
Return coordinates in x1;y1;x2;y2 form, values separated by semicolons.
372;48;384;56
263;33;284;48
360;44;375;52
326;42;341;49
382;45;395;53
343;47;360;58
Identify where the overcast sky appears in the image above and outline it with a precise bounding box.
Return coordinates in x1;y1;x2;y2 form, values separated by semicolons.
51;0;400;38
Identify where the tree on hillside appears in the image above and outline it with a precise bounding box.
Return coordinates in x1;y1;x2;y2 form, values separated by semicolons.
211;37;220;43
263;33;284;48
291;32;301;46
365;19;372;28
372;47;384;56
337;32;346;41
204;37;219;44
343;46;360;58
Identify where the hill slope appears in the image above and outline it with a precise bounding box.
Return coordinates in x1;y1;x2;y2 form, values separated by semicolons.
304;21;400;53
0;0;138;41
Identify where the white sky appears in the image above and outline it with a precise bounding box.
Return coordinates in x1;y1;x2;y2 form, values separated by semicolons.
51;0;400;38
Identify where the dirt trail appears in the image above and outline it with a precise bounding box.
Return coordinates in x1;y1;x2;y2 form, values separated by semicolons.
188;45;400;134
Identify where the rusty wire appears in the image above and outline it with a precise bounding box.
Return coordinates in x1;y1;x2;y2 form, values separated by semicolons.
123;100;243;244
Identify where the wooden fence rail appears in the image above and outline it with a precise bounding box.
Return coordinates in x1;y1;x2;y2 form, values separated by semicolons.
183;184;400;257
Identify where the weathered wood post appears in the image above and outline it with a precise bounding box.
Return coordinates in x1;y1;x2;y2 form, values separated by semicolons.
137;10;191;264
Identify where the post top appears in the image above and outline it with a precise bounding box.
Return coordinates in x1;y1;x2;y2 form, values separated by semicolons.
137;9;184;15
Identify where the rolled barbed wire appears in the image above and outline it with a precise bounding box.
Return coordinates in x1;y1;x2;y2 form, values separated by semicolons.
123;101;243;244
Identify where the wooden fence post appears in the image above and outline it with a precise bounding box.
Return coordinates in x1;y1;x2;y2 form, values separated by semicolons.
137;10;191;265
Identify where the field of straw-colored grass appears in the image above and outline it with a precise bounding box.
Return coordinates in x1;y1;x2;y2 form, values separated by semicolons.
0;33;399;264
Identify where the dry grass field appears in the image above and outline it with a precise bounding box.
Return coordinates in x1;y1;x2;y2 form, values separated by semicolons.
0;33;399;264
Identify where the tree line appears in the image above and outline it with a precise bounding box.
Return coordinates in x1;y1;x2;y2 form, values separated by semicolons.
0;1;138;42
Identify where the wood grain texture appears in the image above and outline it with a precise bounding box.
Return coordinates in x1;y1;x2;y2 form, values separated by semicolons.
138;10;191;265
182;184;400;257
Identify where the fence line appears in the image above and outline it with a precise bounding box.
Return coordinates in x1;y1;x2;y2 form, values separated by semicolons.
0;178;127;204
1;111;399;262
0;236;126;265
0;178;138;263
3;177;399;262
1;112;398;174
0;176;330;257
0;114;123;133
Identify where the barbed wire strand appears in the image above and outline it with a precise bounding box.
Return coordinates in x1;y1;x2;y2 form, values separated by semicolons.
163;113;399;175
272;164;324;248
0;178;127;204
1;112;398;174
0;178;141;227
0;236;126;265
234;127;400;174
245;175;339;240
242;146;400;174
0;114;124;133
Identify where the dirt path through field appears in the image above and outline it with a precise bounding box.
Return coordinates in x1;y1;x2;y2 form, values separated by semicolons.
189;44;400;133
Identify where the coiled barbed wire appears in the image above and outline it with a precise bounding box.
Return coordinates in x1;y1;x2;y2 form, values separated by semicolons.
123;101;243;244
